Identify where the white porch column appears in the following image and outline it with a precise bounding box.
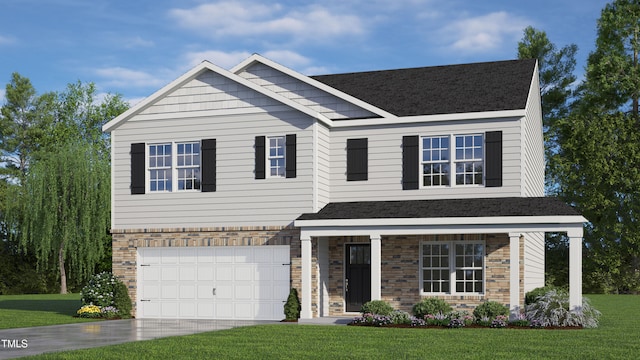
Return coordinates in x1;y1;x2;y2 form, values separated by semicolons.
317;236;329;317
509;232;521;318
301;235;313;319
370;234;382;300
568;227;583;311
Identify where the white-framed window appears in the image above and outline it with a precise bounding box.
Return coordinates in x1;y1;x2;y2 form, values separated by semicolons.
421;134;484;187
148;141;201;192
455;134;484;185
420;240;485;295
149;143;172;192
268;136;286;177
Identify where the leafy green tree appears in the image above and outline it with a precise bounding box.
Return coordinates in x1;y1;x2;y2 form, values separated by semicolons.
0;73;56;183
9;141;111;294
555;0;640;293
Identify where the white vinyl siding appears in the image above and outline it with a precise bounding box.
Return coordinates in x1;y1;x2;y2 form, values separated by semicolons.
523;232;545;292
238;63;377;120
330;119;523;202
522;64;545;197
316;123;331;209
112;73;315;229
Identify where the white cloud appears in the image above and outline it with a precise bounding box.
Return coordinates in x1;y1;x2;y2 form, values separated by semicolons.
122;36;154;49
439;11;529;53
0;89;5;104
168;2;365;43
94;67;167;88
0;35;15;45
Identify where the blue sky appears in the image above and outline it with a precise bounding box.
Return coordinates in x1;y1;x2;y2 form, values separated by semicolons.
0;0;607;105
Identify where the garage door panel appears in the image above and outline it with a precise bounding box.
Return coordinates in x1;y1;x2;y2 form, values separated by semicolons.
161;267;178;281
234;265;254;281
179;284;196;299
139;246;290;320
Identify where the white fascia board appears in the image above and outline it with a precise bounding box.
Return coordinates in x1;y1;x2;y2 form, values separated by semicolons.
231;54;398;120
294;215;587;228
299;221;586;238
329;109;526;128
103;60;333;132
103;61;215;132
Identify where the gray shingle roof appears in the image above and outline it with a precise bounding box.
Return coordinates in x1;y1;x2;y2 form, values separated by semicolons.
296;197;580;220
311;59;536;117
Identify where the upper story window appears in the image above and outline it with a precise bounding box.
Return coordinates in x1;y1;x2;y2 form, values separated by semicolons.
148;141;201;192
420;240;484;295
268;136;286;177
420;134;483;188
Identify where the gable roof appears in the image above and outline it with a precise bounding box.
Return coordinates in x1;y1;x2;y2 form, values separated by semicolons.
296;197;580;221
102;60;334;132
311;59;537;117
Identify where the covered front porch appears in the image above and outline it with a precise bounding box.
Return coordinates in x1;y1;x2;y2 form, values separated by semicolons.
293;198;587;319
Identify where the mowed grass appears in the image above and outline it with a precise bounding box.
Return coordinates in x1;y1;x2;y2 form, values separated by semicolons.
0;293;98;329
23;294;640;359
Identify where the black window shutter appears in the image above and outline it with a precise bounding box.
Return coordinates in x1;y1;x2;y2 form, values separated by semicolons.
201;139;216;192
255;136;266;179
286;134;297;178
130;143;146;195
402;135;419;190
347;138;368;181
485;131;503;187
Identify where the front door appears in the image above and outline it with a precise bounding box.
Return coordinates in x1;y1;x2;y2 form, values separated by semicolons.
345;244;371;312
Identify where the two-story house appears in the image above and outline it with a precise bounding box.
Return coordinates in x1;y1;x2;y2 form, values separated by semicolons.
103;54;586;321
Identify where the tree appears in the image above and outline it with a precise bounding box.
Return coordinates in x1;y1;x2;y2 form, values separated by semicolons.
10;141;111;294
517;27;578;287
554;0;640;293
0;73;56;183
517;26;578;189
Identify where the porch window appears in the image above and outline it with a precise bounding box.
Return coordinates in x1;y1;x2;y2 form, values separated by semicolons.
420;241;484;294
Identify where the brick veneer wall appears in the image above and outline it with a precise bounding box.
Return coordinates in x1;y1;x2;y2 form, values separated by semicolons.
111;226;300;317
323;233;514;316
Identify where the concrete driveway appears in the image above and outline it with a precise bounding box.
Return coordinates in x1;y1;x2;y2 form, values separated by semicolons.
0;319;277;359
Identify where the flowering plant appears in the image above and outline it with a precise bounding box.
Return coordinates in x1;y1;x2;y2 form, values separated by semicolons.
509;312;530;327
350;313;393;326
490;315;508;328
77;305;102;318
424;312;449;326
81;272;117;307
101;306;120;319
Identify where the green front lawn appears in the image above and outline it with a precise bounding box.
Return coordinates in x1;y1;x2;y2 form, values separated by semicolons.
0;293;98;329
22;294;640;359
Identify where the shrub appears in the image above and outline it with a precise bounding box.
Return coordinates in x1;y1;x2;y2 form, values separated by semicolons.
81;272;119;307
525;286;559;305
360;300;394;316
351;313;392;326
81;271;131;318
424;312;450;327
389;310;412;325
525;289;601;328
412;298;452;318
113;281;132;318
448;310;474;326
473;301;509;321
284;288;301;320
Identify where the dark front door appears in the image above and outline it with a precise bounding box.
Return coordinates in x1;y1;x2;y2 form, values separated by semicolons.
345;244;371;312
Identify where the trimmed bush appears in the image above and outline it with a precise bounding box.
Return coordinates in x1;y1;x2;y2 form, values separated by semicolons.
473;301;509;321
525;286;559;305
113;281;132;318
360;300;394;316
284;288;301;320
525;289;601;328
412;298;452;318
389;310;412;325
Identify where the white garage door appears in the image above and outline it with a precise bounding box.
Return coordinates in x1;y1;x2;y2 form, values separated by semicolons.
137;246;290;320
